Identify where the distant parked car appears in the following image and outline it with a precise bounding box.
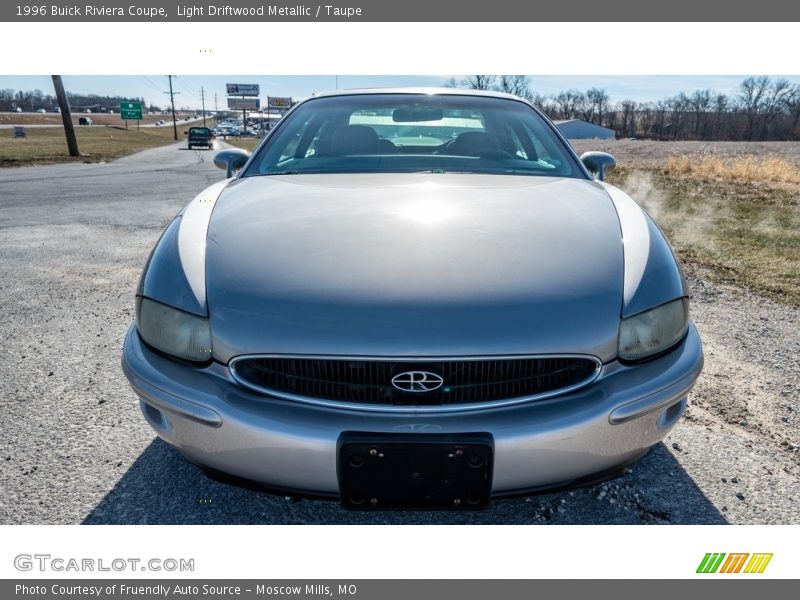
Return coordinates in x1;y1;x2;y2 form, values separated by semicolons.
37;108;47;114
12;107;22;113
78;117;92;126
215;127;236;137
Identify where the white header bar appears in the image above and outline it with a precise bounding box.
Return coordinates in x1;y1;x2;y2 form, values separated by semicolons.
1;23;798;76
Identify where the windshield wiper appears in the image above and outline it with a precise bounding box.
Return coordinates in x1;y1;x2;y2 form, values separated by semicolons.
264;170;300;175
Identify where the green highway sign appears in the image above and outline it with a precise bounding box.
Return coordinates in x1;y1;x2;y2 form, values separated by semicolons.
119;102;143;120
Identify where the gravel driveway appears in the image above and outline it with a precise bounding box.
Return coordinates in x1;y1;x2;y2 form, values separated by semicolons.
0;143;797;524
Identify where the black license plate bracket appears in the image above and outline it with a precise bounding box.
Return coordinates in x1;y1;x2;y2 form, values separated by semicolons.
337;431;494;510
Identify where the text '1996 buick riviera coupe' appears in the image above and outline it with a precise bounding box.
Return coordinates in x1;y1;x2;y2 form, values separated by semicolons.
122;89;703;510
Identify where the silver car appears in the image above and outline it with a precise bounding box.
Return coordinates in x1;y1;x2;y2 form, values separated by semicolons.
122;89;703;509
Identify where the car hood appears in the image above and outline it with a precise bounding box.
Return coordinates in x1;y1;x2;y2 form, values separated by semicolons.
205;173;624;363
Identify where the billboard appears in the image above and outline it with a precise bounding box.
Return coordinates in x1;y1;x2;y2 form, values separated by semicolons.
268;96;292;109
227;97;260;110
226;83;260;96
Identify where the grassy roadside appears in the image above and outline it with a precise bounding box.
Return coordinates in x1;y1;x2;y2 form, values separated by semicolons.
608;156;800;306
222;137;261;152
0;125;182;167
0;112;188;127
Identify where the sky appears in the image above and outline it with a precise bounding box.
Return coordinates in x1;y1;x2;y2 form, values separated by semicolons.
2;75;799;110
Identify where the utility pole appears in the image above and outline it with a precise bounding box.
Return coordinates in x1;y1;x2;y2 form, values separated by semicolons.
200;86;207;126
214;92;218;126
164;75;180;141
51;75;79;157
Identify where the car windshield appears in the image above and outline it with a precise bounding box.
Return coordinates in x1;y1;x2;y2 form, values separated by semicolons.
243;93;584;178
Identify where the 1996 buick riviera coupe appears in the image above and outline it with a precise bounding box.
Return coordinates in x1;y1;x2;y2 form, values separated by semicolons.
122;89;703;509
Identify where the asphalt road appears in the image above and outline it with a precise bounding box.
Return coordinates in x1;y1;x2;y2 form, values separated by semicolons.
0;143;798;524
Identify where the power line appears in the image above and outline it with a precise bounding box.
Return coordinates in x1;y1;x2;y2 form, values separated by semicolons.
138;76;166;107
137;75;163;94
172;76;202;106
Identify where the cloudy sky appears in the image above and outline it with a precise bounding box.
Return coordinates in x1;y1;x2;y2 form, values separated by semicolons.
2;74;798;110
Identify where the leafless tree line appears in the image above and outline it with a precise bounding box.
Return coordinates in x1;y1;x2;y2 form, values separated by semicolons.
0;88;147;113
449;75;800;141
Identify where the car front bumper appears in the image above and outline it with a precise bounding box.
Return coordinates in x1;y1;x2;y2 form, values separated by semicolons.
121;323;703;497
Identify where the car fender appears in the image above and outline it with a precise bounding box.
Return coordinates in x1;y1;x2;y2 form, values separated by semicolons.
601;182;686;317
137;179;231;315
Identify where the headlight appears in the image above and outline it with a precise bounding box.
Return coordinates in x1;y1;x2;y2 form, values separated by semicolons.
135;296;212;362
618;298;689;362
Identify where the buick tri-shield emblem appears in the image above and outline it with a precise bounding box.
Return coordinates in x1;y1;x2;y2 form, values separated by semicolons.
391;371;444;392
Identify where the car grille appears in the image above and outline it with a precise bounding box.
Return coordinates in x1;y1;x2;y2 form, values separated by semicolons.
230;356;600;408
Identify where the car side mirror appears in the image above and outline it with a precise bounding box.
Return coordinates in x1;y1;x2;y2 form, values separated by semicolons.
214;149;251;178
580;151;616;181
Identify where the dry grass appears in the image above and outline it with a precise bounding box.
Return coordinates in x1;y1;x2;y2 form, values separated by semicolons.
0;125;183;167
0;112;195;127
222;137;261;152
662;155;800;185
609;162;800;306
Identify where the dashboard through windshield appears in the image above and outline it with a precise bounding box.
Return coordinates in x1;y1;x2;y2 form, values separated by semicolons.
243;93;585;178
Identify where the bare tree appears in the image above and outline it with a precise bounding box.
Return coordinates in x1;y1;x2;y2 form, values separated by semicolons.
619;100;637;138
530;93;551;112
554;90;585;120
497;75;533;100
636;102;655;138
712;93;730;139
463;75;497;90
586;88;610;125
664;93;691;140
690;89;712;139
760;78;794;139
738;76;771;140
651;100;669;140
787;85;800;137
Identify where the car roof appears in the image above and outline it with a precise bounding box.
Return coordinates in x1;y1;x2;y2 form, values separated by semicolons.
309;87;529;103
